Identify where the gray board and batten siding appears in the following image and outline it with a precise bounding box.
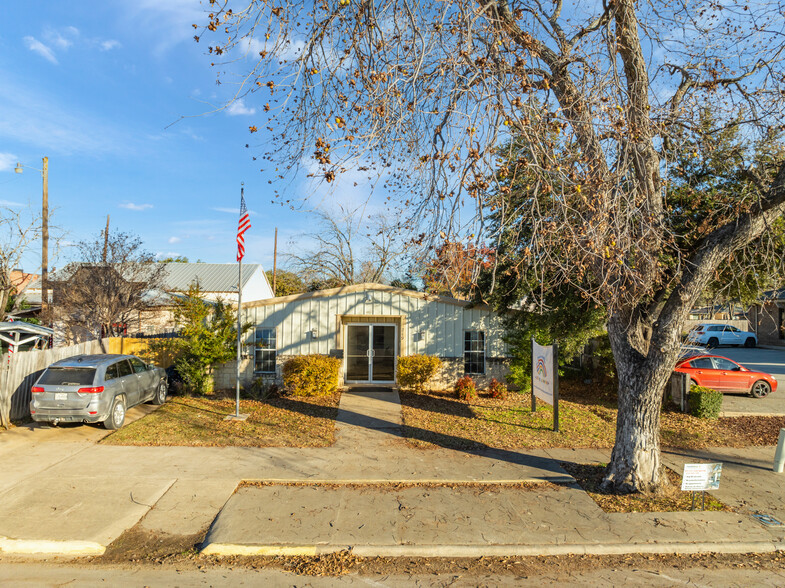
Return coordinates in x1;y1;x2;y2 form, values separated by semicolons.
240;283;511;388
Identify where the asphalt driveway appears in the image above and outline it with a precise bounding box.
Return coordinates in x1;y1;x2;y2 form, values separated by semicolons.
681;344;785;415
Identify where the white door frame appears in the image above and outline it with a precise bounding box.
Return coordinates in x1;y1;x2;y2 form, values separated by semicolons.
343;322;398;384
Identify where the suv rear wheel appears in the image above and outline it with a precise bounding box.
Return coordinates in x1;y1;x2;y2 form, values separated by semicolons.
104;395;126;430
707;337;719;348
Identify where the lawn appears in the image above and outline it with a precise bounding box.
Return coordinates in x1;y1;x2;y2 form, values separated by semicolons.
102;391;340;447
400;379;785;451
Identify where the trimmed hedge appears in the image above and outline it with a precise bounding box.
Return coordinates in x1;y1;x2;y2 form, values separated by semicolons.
397;355;442;393
282;354;341;397
688;386;723;419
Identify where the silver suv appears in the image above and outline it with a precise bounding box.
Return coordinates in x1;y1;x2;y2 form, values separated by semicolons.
30;354;167;429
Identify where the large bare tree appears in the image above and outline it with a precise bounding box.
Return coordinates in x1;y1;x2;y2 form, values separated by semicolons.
0;204;43;322
53;230;166;343
286;206;409;287
199;1;785;491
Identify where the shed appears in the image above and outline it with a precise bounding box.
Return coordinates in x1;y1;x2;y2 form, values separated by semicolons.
229;283;511;389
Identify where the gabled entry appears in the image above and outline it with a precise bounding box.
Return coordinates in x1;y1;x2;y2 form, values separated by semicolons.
345;324;397;383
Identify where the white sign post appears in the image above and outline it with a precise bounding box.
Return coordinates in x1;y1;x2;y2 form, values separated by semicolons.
531;338;559;432
681;463;722;510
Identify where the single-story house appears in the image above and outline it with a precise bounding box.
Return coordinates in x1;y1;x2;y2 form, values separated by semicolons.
24;262;274;340
217;283;511;390
747;289;785;347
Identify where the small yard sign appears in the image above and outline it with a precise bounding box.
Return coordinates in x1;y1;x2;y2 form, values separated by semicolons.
531;338;559;432
532;339;555;405
681;463;722;491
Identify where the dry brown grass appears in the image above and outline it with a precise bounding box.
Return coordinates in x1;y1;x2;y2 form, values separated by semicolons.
102;390;339;447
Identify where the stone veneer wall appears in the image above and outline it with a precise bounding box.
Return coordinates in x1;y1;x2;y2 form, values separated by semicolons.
212;354;512;392
427;357;512;391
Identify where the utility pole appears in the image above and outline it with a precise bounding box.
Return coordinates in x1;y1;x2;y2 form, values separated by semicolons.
272;227;278;296
103;215;110;263
41;157;49;322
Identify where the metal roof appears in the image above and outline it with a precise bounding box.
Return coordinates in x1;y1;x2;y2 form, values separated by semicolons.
26;263;264;294
159;263;262;292
0;322;54;336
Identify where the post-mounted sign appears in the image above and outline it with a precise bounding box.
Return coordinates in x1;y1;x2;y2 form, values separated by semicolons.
531;338;559;432
532;339;554;405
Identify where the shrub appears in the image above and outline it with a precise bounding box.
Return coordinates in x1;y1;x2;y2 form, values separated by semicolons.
244;377;282;401
455;376;478;401
397;355;442;393
488;378;508;400
282;355;341;397
688;386;723;419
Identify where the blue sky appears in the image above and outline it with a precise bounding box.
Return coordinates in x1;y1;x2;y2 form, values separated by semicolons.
0;1;353;274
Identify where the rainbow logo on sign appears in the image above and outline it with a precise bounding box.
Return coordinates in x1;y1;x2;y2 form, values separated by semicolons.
536;357;547;378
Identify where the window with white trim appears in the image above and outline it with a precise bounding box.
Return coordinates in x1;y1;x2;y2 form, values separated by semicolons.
255;327;277;373
464;331;485;374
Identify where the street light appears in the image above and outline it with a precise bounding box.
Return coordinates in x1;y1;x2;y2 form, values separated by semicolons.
14;157;49;322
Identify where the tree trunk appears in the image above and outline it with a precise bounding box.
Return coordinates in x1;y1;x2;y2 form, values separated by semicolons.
601;314;677;493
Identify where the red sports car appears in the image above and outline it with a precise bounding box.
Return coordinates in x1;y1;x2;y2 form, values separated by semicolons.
674;354;778;398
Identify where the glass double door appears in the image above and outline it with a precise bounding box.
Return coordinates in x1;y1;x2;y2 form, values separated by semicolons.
345;324;396;383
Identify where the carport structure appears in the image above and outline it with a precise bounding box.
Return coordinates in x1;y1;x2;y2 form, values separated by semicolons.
0;322;53;362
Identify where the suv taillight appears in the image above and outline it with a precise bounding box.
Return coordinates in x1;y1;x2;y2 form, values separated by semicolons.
696;331;704;335
78;386;105;394
31;386;44;394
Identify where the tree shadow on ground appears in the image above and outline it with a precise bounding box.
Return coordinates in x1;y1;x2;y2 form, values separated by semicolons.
398;390;475;419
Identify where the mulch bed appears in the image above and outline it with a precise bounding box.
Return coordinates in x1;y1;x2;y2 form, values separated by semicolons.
561;462;730;513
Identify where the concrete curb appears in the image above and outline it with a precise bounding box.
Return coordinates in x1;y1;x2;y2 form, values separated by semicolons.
199;540;785;558
238;477;575;485
721;411;785;417
0;536;105;556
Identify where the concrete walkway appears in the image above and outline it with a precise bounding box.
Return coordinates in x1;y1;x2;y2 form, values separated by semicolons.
1;387;784;558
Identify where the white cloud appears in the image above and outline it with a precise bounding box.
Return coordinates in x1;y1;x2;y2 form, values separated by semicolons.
226;99;256;116
23;36;58;64
168;236;181;244
0;153;18;171
45;27;77;50
120;0;206;55
212;207;257;215
119;202;153;211
0;199;24;207
100;39;121;51
0;77;139;156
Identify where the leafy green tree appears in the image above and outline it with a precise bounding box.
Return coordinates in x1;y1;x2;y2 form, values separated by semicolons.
153;283;249;396
266;269;306;297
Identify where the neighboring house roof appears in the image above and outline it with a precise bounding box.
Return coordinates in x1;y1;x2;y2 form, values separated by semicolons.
158;263;263;293
27;263;267;294
10;270;38;294
243;282;491;309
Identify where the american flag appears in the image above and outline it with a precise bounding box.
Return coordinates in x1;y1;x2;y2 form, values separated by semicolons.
236;191;251;262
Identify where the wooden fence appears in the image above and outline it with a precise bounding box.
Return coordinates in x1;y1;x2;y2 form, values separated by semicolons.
0;337;175;426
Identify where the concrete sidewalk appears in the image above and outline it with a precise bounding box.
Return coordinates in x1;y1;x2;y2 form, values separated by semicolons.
1;387;784;558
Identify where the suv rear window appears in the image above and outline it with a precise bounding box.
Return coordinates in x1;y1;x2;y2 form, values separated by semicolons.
38;367;96;386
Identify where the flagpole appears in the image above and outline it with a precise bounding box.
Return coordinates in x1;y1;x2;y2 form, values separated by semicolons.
235;184;244;418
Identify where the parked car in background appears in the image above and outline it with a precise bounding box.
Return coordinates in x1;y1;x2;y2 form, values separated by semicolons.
686;324;757;348
674;354;777;398
30;354;167;429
